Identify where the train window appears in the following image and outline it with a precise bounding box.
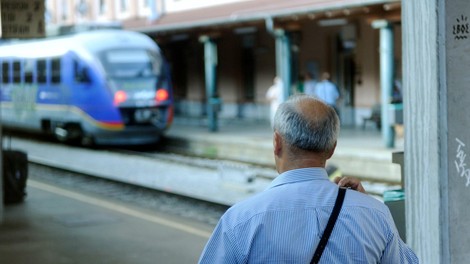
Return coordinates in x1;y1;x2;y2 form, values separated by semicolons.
73;59;90;83
37;60;47;83
1;62;9;83
51;57;61;83
24;59;35;83
100;49;161;78
13;61;21;83
148;51;163;75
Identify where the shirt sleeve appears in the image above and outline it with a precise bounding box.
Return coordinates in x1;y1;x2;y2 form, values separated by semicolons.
198;220;241;264
380;223;419;264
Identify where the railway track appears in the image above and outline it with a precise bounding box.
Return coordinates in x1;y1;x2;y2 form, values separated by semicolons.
5;132;400;205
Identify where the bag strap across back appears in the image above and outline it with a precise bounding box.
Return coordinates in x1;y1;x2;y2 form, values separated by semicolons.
310;187;347;264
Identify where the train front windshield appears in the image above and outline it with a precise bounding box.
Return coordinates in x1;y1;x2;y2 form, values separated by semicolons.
100;49;162;78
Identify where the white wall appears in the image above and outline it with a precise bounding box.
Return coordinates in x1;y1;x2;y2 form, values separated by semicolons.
164;0;250;13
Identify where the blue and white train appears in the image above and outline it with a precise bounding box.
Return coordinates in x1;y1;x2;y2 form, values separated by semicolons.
0;29;174;145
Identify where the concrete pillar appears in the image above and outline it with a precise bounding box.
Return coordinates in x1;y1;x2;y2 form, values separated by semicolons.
372;20;395;148
403;0;470;262
199;35;219;132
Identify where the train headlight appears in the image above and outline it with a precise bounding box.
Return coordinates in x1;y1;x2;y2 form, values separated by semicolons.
114;90;128;106
155;89;169;102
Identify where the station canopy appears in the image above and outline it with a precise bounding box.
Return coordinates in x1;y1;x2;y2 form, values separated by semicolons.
123;0;401;34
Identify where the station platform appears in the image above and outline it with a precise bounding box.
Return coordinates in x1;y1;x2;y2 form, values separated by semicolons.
0;117;405;263
0;181;211;264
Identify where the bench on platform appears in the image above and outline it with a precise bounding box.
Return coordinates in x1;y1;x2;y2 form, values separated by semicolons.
363;104;381;130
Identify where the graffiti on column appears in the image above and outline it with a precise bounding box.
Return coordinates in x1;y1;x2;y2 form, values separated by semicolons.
453;15;469;40
455;138;470;187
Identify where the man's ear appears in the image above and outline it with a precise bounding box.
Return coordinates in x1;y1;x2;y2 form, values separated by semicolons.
325;141;337;160
273;131;282;157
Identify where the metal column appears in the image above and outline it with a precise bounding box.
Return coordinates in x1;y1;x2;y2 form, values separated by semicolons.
275;30;291;102
200;36;219;132
266;18;291;102
0;97;2;222
373;20;395;148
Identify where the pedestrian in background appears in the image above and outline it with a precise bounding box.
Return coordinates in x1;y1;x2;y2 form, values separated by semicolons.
315;72;340;114
303;72;317;96
265;76;283;127
296;74;305;94
199;95;418;264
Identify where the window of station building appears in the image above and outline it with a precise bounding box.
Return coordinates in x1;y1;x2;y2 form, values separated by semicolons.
120;0;129;12
95;0;109;19
51;58;61;83
2;62;10;83
138;0;151;17
98;0;107;14
37;60;47;83
13;61;21;83
24;59;35;83
116;0;131;19
60;0;69;21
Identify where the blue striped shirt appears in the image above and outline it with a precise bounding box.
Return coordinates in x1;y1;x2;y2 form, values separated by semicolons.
199;168;418;263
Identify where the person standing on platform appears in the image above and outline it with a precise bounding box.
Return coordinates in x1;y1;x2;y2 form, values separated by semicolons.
303;72;317;96
314;72;340;114
198;95;418;264
265;76;283;127
295;74;305;94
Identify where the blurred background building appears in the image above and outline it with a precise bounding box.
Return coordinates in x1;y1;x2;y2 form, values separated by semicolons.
44;0;402;128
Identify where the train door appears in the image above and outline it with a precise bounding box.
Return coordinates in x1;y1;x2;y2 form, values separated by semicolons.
52;52;93;141
61;52;104;113
61;52;92;96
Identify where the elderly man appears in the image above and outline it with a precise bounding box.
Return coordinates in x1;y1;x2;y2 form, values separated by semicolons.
199;95;418;263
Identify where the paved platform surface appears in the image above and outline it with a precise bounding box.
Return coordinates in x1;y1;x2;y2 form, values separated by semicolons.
0;181;211;264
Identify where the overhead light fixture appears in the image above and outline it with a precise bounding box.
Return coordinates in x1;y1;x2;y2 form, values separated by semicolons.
170;34;189;41
234;26;257;34
318;18;348;27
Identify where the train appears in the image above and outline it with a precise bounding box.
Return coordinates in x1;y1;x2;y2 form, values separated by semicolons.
0;29;174;145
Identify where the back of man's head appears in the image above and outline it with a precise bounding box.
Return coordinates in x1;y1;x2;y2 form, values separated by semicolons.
273;95;340;154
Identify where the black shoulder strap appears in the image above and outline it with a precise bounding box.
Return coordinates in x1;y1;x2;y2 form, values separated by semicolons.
311;188;347;264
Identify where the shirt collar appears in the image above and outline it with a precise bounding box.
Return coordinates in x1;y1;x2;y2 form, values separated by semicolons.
267;167;329;189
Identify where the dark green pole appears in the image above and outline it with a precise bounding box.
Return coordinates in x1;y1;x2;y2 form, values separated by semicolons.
372;20;395;148
275;30;291;102
266;18;291;103
200;35;219;132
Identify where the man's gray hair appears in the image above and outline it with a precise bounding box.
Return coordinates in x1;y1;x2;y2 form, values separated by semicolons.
273;95;340;152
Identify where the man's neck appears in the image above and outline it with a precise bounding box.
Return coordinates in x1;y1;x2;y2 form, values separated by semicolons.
277;155;327;173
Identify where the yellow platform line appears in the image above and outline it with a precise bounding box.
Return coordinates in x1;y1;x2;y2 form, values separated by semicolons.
28;179;212;238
